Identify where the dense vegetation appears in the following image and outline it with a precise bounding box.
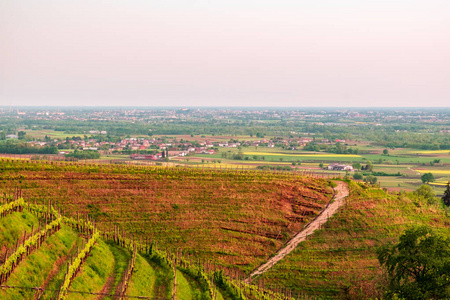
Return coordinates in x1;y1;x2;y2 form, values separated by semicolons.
0;140;58;154
64;149;100;160
1;108;449;150
378;226;450;299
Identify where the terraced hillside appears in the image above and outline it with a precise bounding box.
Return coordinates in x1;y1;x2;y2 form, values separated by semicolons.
0;197;307;300
261;181;450;299
0;159;333;275
3;159;447;299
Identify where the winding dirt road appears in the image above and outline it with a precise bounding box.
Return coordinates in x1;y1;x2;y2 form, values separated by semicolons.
245;181;349;282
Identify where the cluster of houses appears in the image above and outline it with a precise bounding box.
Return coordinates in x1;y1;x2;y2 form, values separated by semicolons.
17;132;353;161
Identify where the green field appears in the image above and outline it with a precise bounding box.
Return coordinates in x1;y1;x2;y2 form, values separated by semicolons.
22;130;86;140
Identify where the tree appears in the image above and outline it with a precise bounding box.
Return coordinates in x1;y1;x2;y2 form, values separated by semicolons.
377;226;450;299
366;161;374;172
352;162;361;170
383;148;389;155
442;182;450;206
421;172;435;184
365;175;377;184
353;172;363;180
414;184;437;205
18;131;26;140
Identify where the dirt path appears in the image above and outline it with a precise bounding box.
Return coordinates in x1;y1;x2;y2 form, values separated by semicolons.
96;271;117;300
245;181;349;282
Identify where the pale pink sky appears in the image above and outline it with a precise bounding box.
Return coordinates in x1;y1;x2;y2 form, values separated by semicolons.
1;1;449;106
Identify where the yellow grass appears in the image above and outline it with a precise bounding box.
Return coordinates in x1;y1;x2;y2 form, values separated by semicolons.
409;150;450;154
243;152;361;158
415;169;450;175
430;181;450;186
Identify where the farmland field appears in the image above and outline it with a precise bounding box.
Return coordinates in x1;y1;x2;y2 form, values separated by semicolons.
22;129;86;140
0;158;333;274
408;150;450;154
414;169;450;175
243;152;361;158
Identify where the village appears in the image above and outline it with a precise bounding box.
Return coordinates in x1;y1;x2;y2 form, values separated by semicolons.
20;134;349;158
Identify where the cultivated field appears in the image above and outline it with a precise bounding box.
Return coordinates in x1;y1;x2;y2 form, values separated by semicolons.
261;181;450;299
0;159;333;274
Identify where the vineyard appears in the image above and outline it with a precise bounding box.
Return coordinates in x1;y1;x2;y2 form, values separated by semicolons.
1;158;447;299
0;194;323;299
260;181;450;299
0;158;333;275
0;158;335;299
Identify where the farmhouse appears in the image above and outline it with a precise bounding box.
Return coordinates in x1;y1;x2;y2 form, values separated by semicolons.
327;163;353;171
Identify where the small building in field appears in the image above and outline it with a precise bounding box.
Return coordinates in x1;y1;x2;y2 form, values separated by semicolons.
327;163;353;171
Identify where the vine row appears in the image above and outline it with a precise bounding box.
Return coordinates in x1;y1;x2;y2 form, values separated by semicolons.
0;198;24;218
0;217;61;284
57;231;99;300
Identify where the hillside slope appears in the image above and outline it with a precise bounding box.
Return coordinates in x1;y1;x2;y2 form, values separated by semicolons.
261;181;450;299
0;159;333;273
0;196;302;300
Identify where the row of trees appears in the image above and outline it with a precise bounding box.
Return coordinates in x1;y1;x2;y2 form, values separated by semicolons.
64;150;100;160
303;142;359;154
0;140;58;154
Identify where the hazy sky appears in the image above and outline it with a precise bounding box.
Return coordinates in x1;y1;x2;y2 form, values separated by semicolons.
1;0;449;107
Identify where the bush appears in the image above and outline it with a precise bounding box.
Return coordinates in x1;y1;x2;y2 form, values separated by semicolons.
364;175;377;184
414;184;437;205
65;149;100;160
353;172;363;180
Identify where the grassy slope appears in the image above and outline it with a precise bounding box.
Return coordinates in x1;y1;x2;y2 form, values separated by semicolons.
0;210;39;260
40;235;85;300
1;225;81;300
261;181;450;299
0;208;212;300
125;253;156;298
68;239;115;300
176;270;195;300
144;254;174;299
0;160;333;273
107;241;132;297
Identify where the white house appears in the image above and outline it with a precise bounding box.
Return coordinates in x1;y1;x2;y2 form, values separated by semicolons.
327;163;354;171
